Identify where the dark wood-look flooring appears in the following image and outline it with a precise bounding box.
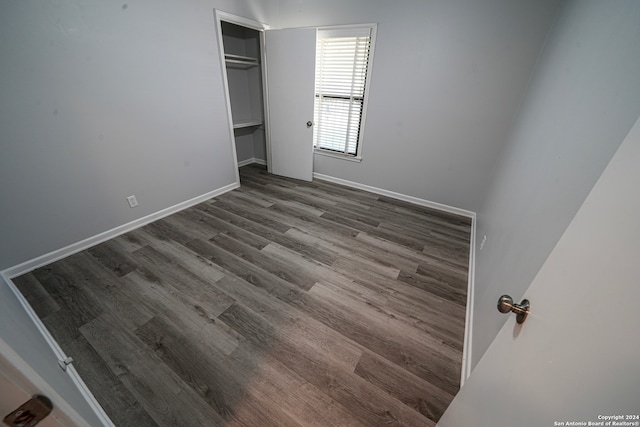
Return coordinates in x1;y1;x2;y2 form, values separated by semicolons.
14;164;471;427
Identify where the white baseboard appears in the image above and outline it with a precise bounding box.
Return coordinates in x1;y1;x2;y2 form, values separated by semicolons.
2;182;239;279
460;214;476;386
237;158;267;167
312;171;477;385
312;173;474;218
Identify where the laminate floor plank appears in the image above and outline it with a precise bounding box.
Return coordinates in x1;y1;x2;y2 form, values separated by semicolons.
135;315;301;427
212;198;292;234
308;277;465;351
126;227;228;282
315;201;382;228
123;269;243;357
87;239;137;277
260;199;432;265
64;334;159;427
111;230;148;253
12;272;60;319
195;203;338;265
335;270;467;346
59;252;156;330
320;211;426;252
397;270;468;307
306;282;462;396
211;233;318;290
237;184;328;217
219;303;435;427
175;206;229;235
161;211;221;242
354;351;453;424
290;176;381;206
188;237;459;390
376;195;471;225
193;233;462;394
185;237;312;294
268;202;361;240
301;239;467;321
293;185;380;213
143;218;200;246
246;182;343;213
225;341;367;427
81;312;227;426
203;274;364;373
416;257;470;289
378;221;470;252
264;234;401;282
357;231;470;269
14;163;471;426
367;205;472;240
285;227;420;275
222;187;276;208
239;169;299;189
131;244;235;319
29;263;104;347
185;205;273;250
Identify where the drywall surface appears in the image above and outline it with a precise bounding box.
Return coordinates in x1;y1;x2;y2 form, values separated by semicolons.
439;113;640;426
471;0;640;368
275;0;560;211
0;276;102;425
0;0;277;271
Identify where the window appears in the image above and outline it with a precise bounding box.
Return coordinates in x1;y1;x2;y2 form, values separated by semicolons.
313;26;376;160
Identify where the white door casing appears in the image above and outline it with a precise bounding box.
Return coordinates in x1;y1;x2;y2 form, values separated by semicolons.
438;115;640;426
265;28;316;182
0;338;89;427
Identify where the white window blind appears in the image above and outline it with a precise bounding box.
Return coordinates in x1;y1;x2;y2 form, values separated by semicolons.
313;27;373;156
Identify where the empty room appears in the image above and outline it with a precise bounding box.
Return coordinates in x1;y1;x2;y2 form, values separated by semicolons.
1;1;639;426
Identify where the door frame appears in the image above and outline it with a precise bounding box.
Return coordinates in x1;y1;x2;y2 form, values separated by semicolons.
213;10;271;182
0;338;88;427
0;273;113;426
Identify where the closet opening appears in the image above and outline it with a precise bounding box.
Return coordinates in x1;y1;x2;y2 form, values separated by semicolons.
215;12;269;173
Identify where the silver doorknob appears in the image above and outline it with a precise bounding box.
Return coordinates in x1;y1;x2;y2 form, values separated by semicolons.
306;121;313;128
497;295;530;324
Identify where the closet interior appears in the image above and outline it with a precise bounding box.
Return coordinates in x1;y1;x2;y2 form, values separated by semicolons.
220;21;267;166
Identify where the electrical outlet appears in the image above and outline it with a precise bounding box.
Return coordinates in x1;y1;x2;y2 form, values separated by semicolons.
479;234;487;251
126;195;139;208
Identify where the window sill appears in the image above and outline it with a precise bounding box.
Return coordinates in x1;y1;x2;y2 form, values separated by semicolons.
314;149;362;163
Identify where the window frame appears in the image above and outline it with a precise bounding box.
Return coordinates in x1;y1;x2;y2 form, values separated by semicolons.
313;24;377;162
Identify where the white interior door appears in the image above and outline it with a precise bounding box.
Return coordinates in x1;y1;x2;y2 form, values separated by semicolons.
265;28;316;181
438;115;640;426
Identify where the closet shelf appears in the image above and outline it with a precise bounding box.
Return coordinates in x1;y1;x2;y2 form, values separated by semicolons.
225;54;260;69
233;120;264;129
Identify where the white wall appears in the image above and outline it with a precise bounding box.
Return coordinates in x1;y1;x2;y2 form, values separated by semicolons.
275;0;560;211
0;0;277;271
471;0;640;368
